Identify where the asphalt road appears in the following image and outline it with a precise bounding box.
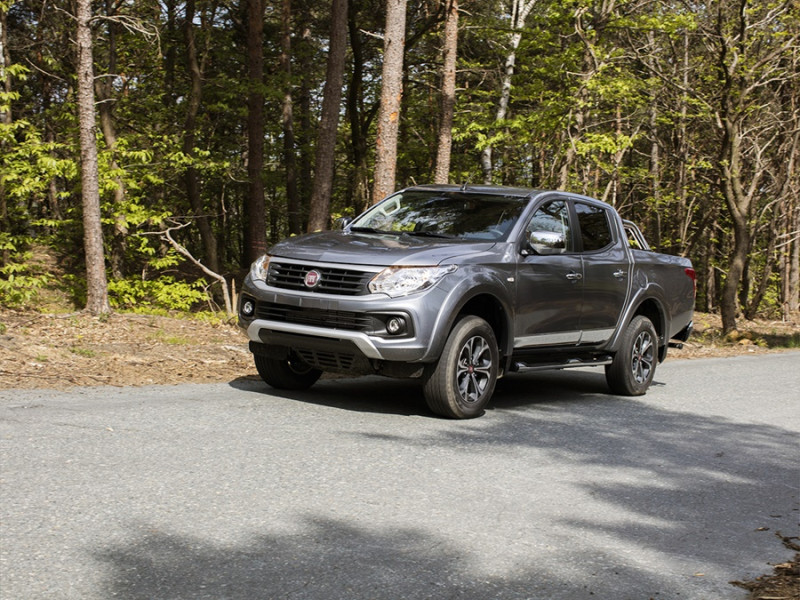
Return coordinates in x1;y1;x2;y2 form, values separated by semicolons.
1;352;798;600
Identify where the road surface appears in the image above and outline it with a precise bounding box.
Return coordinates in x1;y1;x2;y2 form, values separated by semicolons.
1;353;799;599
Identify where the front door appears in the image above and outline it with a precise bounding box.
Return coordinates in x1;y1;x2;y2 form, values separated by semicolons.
514;199;583;348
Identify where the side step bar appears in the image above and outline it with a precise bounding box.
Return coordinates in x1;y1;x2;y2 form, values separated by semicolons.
510;354;613;373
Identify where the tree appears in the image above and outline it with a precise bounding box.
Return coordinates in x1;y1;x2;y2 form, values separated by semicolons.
280;0;302;235
75;0;110;314
433;0;458;184
244;0;267;264
306;0;349;231
702;0;799;332
371;0;407;204
479;0;537;184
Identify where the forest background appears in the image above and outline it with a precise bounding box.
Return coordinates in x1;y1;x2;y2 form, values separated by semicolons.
1;0;798;334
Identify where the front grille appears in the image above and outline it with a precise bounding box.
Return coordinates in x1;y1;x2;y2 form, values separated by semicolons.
268;262;374;295
256;302;374;332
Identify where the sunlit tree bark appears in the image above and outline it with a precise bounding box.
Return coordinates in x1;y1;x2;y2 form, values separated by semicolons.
75;0;110;314
371;0;407;204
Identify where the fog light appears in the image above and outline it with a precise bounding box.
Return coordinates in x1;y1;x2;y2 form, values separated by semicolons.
386;316;406;335
241;300;255;317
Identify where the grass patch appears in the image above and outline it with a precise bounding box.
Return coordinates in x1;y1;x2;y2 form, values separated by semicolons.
69;346;96;358
146;329;192;346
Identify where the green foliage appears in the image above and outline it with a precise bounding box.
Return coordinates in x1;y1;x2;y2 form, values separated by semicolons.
1;0;797;323
0;235;53;309
107;276;208;312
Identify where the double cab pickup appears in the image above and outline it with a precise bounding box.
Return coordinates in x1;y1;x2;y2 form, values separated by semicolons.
238;185;695;418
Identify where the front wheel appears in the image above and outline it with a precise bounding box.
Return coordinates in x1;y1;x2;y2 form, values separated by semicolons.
423;316;499;419
606;315;658;396
253;352;322;390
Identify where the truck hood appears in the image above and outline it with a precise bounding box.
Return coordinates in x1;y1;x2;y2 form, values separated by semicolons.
268;231;497;266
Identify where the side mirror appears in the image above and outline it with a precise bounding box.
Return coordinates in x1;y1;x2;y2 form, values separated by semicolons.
334;216;353;230
528;230;565;255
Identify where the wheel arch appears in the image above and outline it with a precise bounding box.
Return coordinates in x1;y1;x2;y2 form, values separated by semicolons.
627;297;669;361
456;293;510;354
426;286;513;363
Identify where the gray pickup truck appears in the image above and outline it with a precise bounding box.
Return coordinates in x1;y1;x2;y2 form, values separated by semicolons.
238;185;695;418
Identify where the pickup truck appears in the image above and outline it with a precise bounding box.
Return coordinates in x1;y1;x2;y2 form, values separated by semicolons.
238;185;695;418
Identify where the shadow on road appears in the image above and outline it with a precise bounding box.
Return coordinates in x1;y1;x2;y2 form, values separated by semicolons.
95;368;797;599
228;367;633;418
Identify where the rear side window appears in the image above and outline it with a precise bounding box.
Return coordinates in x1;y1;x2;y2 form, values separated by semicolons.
575;202;612;251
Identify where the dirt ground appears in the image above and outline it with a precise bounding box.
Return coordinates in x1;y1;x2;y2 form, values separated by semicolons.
0;307;798;598
1;308;797;390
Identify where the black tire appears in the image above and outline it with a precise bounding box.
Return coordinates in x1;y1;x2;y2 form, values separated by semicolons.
253;352;322;390
606;315;658;396
423;316;499;419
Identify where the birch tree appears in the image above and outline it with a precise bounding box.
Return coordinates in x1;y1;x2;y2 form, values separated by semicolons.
480;0;537;184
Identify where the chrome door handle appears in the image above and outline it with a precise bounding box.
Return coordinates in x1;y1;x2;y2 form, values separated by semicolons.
566;272;583;281
613;270;627;279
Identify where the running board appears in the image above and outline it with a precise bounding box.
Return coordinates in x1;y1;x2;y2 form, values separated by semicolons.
510;354;613;372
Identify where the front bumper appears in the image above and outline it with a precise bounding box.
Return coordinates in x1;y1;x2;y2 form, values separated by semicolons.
238;276;448;365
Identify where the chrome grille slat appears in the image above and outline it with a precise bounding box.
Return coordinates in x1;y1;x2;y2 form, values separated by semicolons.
268;262;373;295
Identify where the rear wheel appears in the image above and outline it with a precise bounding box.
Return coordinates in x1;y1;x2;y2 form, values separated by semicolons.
253;352;322;390
423;316;499;419
606;315;657;396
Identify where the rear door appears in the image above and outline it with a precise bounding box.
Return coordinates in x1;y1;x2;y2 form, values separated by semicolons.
574;201;631;344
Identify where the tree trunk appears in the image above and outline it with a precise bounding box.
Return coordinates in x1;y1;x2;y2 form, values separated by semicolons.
789;204;799;314
281;0;302;235
183;0;220;273
297;4;314;230
347;2;371;215
371;0;407;204
306;0;349;231
433;0;458;185
244;0;267;265
718;113;753;333
75;0;111;315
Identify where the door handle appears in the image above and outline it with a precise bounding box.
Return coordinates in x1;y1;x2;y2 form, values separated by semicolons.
566;272;583;281
613;269;627;279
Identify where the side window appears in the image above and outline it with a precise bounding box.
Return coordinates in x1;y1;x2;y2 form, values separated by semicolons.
575;202;612;252
525;200;573;254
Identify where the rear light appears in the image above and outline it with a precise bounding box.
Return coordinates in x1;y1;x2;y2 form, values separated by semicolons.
685;268;697;296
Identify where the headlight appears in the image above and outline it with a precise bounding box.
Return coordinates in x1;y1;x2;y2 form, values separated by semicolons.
369;265;457;298
250;255;270;281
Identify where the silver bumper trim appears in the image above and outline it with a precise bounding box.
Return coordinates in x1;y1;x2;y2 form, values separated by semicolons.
246;319;384;359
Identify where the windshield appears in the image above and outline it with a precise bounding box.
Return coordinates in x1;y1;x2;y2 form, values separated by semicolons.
350;190;528;241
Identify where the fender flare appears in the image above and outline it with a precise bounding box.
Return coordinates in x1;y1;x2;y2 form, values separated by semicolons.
421;271;515;363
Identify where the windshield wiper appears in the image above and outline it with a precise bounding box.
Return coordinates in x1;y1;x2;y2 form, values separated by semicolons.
349;226;402;235
405;230;455;239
